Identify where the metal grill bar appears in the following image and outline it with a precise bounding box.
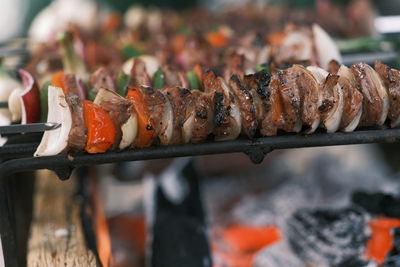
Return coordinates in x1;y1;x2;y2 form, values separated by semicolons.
1;128;400;179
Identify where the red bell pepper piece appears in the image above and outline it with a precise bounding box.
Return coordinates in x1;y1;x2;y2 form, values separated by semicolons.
83;100;116;154
19;69;41;124
126;88;155;148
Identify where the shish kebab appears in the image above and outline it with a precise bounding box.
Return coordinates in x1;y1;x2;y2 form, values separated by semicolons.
3;58;396;157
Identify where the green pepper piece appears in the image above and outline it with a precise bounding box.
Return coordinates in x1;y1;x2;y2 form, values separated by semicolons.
88;89;97;102
121;44;144;59
39;81;51;122
152;68;165;90
187;71;199;90
256;64;271;74
116;72;129;96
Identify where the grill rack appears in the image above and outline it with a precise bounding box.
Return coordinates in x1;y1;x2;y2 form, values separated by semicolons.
1;127;400;180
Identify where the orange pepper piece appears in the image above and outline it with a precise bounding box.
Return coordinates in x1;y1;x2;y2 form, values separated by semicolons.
267;32;286;46
172;34;187;54
222;224;281;254
365;217;400;264
126;88;155;148
206;32;227;48
102;12;121;34
83;100;116;154
52;71;67;94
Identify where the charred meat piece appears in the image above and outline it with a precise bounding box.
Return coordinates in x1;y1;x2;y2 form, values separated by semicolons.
90;67;116;92
351;62;388;126
184;90;214;143
229;75;257;138
138;86;172;145
243;70;271;134
259;72;285;136
202;70;241;141
286;65;320;133
375;61;400;127
276;70;302;133
336;65;363;132
129;58;152;87
65;93;87;151
162;87;193;144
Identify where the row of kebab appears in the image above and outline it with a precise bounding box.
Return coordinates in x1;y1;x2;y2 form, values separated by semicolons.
0;5;398;157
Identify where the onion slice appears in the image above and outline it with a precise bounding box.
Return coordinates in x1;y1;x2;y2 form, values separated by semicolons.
34;86;72;157
313;24;342;70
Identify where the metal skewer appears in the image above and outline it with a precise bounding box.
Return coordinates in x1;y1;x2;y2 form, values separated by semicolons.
0;122;60;135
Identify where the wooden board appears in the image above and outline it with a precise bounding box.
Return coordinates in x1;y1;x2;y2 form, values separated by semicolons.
27;170;97;267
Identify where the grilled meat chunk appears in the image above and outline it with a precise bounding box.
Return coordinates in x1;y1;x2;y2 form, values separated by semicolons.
259;72;285;136
162;87;193;144
63;74;87;151
94;89;133;149
138;86;172;145
375;61;400;127
203;70;241;141
65;93;87;151
90;67;116;92
229;75;257;138
129;58;152;87
276;69;302;133
307;66;343;133
351;63;388;126
336;65;363;132
184;90;214;143
287;65;320;133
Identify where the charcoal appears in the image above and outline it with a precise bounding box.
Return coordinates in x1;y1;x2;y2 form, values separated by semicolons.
384;227;400;266
334;257;375;267
287;207;369;266
352;191;400;218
